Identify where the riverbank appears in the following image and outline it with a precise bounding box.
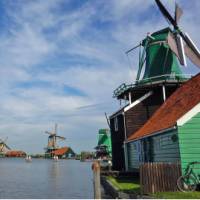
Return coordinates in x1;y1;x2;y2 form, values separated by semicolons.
99;170;142;199
100;174;200;199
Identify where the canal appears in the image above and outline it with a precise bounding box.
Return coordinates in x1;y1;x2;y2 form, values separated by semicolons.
0;158;93;198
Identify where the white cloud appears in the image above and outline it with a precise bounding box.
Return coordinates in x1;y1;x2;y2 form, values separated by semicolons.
0;0;199;153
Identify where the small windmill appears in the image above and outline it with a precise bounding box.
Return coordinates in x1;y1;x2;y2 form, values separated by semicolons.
155;0;200;68
45;124;66;154
0;137;11;153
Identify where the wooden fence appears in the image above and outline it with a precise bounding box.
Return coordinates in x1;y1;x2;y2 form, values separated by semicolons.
140;162;181;194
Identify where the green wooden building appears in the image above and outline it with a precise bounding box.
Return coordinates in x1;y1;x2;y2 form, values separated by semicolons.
95;129;112;158
126;74;200;174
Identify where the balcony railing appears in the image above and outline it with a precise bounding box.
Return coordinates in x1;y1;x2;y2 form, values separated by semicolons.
113;74;193;98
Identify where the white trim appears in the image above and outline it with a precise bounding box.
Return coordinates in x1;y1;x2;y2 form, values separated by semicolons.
162;85;166;101
124;91;153;112
110;91;153;118
122;112;127;139
177;102;200;126
129;92;132;104
114;117;118;131
109;105;127;119
124;142;128;171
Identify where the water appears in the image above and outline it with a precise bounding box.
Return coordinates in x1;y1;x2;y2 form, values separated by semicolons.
0;158;93;199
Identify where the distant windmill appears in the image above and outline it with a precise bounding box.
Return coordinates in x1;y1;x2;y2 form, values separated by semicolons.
0;137;11;153
45;124;66;154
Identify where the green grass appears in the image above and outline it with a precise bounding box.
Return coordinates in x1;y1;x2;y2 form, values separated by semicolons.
152;191;200;199
106;176;140;193
106;176;200;198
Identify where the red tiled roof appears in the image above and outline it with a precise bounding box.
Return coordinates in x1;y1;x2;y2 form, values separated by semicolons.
6;150;26;157
128;73;200;141
51;147;69;156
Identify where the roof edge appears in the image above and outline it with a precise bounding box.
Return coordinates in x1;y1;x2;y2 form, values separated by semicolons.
109;105;126;119
177;102;200;126
126;126;176;143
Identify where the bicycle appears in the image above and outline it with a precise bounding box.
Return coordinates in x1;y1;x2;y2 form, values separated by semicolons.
177;161;200;192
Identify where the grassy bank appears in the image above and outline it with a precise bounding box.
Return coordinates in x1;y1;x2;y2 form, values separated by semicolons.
106;176;140;193
151;191;200;199
106;176;200;198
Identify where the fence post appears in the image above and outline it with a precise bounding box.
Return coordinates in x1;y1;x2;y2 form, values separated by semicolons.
92;161;101;199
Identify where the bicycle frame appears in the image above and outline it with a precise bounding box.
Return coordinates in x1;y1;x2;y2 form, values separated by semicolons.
184;162;200;184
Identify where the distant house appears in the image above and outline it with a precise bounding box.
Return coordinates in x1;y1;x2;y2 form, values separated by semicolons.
51;147;76;159
126;73;200;174
80;151;95;161
5;150;26;157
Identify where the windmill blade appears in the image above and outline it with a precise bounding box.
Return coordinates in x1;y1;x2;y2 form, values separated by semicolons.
167;32;186;65
181;32;200;68
185;44;200;68
55;123;58;135
175;3;183;23
176;35;187;66
5;144;11;150
56;135;66;140
155;0;177;28
184;33;200;57
45;131;54;135
167;32;180;58
4;137;8;143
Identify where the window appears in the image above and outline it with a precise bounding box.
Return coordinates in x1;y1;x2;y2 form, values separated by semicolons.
114;117;118;131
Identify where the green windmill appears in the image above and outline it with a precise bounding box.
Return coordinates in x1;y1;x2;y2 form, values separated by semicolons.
95;129;112;158
127;0;200;84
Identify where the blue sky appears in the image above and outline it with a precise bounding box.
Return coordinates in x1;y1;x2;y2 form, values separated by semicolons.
0;0;199;154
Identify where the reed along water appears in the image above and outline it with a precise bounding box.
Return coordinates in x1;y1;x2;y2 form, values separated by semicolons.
0;158;93;198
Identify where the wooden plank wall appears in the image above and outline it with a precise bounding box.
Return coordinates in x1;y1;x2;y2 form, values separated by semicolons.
140;162;181;194
152;130;180;163
125;92;163;138
178;112;200;175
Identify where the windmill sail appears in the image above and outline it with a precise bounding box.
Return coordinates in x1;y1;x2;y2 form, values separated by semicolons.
184;33;200;57
175;3;183;22
155;0;177;28
167;32;180;59
185;44;200;68
167;32;186;66
176;35;186;66
56;135;66;140
156;0;200;69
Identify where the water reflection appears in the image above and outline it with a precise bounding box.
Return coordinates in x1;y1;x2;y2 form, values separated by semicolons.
0;159;93;198
50;162;60;178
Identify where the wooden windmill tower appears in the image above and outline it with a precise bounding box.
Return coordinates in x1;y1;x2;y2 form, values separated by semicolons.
127;0;200;84
45;124;66;156
110;0;200;171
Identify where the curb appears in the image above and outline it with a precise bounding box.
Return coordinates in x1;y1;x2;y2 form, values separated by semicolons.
100;176;138;199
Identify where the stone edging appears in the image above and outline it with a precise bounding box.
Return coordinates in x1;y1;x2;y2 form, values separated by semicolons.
100;176;138;199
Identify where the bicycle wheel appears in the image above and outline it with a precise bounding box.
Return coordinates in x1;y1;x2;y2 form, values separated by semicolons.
177;175;197;192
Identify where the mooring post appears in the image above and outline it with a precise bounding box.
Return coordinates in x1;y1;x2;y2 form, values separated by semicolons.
92;161;101;199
